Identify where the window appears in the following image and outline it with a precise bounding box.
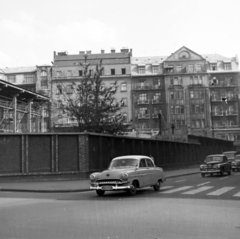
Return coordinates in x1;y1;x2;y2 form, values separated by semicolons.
153;93;161;100
225;77;233;86
171;77;182;86
210;63;217;71
111;69;115;75
170;91;184;100
121;98;128;106
146;158;154;167
121;68;126;74
122;113;127;122
121;83;127;91
138;66;145;74
171;105;184;114
152;66;159;73
24;74;35;84
140;159;147;168
41;71;48;89
79;70;83;76
139;108;148;115
139;93;147;101
174;120;185;129
192;104;204;113
176;65;182;73
66;85;73;94
7;75;16;83
195;64;201;72
224;63;231;70
188;65;194;73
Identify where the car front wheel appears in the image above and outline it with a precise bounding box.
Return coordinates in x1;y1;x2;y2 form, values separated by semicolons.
201;173;205;177
228;169;231;175
153;180;161;191
96;190;105;196
128;182;137;196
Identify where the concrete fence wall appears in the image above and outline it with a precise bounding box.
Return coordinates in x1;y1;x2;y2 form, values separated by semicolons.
0;133;234;177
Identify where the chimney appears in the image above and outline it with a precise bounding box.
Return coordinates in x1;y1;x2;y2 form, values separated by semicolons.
120;47;129;53
101;49;105;54
111;48;115;53
79;51;85;55
86;50;91;54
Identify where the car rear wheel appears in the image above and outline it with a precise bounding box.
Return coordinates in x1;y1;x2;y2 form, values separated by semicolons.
128;182;137;196
153;180;161;191
96;190;105;196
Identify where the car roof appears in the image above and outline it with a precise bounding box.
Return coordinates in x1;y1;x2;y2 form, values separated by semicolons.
223;151;236;153
112;155;151;160
206;154;224;157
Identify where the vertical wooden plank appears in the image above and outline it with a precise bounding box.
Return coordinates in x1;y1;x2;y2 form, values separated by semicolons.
55;135;58;172
21;135;25;173
51;135;55;172
25;135;29;173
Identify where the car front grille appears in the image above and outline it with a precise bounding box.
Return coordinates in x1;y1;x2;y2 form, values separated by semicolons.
97;179;123;185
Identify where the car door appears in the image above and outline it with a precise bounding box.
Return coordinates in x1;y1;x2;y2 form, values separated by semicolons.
137;158;148;187
146;158;157;185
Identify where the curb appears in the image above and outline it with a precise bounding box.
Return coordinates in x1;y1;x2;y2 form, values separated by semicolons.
0;172;200;193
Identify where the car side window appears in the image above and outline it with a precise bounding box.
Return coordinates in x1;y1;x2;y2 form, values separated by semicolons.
146;158;154;167
139;159;147;168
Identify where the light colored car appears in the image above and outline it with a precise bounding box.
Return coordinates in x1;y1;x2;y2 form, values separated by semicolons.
90;155;166;196
231;154;240;172
200;154;231;177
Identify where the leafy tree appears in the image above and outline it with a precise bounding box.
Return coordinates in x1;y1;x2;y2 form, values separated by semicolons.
55;60;128;134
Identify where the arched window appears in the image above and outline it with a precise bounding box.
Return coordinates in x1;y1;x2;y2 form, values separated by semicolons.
41;71;48;89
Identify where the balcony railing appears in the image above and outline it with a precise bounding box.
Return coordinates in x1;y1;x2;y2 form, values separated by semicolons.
212;112;224;116
137;99;150;104
225;111;238;116
137;113;150;119
152;99;163;104
210;83;235;87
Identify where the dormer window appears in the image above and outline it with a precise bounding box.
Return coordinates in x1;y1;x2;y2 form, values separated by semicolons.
224;63;231;70
176;65;182;73
152;65;159;73
210;63;217;71
138;66;145;74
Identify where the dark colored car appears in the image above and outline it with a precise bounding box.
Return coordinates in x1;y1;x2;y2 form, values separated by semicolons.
200;154;231;177
231;154;240;172
223;151;236;164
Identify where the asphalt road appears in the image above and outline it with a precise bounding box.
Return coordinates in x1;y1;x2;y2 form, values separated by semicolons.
0;172;240;239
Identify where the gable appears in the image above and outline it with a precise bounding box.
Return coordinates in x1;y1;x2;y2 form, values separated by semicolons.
165;46;205;62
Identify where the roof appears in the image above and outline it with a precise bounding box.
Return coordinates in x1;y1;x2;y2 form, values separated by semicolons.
112;155;151;160
0;79;49;102
202;54;232;62
1;66;37;74
131;56;167;65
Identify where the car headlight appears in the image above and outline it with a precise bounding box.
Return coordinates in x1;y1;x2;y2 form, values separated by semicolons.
120;173;128;181
232;162;236;165
90;173;98;181
200;165;206;169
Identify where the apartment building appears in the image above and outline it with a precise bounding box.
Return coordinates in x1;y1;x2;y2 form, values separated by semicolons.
131;46;240;140
52;48;132;127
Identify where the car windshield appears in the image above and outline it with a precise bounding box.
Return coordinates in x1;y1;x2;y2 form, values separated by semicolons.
109;158;138;169
205;156;223;163
235;155;240;160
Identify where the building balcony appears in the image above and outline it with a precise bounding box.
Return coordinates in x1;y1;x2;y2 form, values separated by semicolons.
212;112;224;116
151;85;163;90
225;111;238;116
210;83;236;87
152;99;163;104
132;84;150;90
137;99;150;104
214;125;238;129
137;113;150;119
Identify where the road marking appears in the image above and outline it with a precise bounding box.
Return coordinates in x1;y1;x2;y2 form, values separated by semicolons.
233;192;240;197
197;182;210;186
182;186;213;195
161;186;174;190
161;186;193;194
174;179;186;183
207;187;235;196
219;177;229;180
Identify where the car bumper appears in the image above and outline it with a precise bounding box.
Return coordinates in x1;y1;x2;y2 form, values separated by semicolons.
90;185;131;190
200;169;221;173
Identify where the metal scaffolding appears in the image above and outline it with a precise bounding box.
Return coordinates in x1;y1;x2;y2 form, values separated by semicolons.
0;80;49;133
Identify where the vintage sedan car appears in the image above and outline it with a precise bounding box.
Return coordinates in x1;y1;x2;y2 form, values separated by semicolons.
223;151;236;164
89;155;165;196
231;154;240;172
200;154;231;177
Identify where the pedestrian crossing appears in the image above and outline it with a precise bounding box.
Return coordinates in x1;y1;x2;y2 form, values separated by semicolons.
160;185;240;197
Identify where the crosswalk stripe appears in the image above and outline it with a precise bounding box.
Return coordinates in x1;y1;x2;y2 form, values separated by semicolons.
207;187;234;196
161;186;174;190
182;186;213;195
233;192;240;197
161;186;193;194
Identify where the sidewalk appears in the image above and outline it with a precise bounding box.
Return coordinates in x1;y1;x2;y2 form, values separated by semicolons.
0;167;199;193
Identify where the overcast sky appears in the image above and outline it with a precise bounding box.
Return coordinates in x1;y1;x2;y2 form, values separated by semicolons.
0;0;240;68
